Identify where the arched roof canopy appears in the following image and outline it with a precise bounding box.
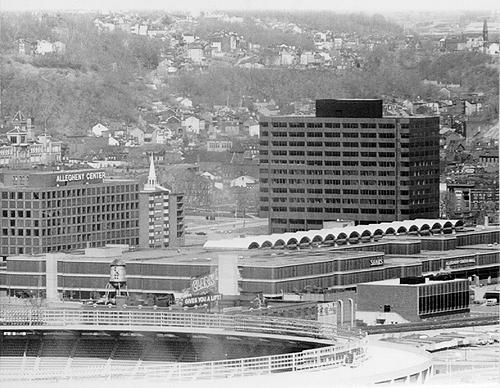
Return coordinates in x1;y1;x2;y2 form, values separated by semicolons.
286;238;298;247
443;221;453;228
361;230;372;238
299;237;311;245
261;240;273;248
248;242;260;249
202;219;464;250
274;239;285;248
385;227;396;235
336;233;347;244
419;224;431;235
442;221;454;234
432;222;442;230
323;234;335;244
408;225;419;235
349;231;360;239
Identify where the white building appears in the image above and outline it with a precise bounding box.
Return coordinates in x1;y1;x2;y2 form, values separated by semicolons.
230;175;258;188
91;123;110;137
36;40;53;55
183;116;202;134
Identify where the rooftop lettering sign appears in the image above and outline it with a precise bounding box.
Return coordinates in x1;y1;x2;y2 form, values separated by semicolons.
56;171;105;183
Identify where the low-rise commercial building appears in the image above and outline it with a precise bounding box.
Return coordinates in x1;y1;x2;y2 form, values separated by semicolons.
357;277;470;324
1;222;497;312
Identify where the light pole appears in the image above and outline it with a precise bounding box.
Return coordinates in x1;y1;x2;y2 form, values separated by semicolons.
464;347;475;373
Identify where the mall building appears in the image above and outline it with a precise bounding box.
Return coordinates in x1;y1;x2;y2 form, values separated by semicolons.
259;99;440;233
1;220;498;323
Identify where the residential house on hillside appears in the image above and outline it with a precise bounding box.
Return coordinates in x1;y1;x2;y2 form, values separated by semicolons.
243;118;259;137
149;124;172;144
231;139;259;160
15;39;36;55
91;123;110;137
440;127;464;149
201;171;217;180
486;42;500;54
187;47;204;63
280;46;295;66
230;175;258;188
162;115;182;136
183;115;203;134
0;112;62;166
200;112;214;129
210;39;222;53
160;108;179;120
439;87;452;99
128;126;145;145
300;51;314;66
219;118;240;136
260;48;280;66
182;34;197;44
107;120;125;132
131;24;148;35
36;40;54;55
465;100;483;116
176;97;193;109
155;59;178;77
107;136;120;146
52;41;66;53
147;25;169;38
143;125;156;143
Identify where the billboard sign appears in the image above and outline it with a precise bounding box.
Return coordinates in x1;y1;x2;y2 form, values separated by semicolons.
190;271;217;296
182;293;222;307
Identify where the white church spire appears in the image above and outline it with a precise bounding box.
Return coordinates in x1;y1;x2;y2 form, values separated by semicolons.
144;153;157;191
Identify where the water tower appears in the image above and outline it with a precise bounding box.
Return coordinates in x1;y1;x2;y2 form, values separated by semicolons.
105;258;129;304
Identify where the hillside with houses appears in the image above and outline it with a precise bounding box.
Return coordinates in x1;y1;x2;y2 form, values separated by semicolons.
0;9;498;222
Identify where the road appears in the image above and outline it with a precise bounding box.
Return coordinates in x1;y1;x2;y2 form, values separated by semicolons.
184;216;268;246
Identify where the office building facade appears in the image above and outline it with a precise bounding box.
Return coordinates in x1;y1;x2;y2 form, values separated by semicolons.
139;157;185;248
0;169;141;258
259;99;440;233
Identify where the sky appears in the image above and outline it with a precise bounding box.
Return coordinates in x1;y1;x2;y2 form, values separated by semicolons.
1;0;499;13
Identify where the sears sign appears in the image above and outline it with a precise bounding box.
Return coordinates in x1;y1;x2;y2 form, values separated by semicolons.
190;272;217;296
369;258;384;267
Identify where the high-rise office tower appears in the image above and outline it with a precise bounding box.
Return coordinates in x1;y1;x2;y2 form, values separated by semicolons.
258;99;440;233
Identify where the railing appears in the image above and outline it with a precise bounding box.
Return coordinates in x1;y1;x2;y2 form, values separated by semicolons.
0;309;364;342
0;308;368;382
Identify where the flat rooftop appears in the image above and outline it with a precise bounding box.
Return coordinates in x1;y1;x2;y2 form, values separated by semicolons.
50;247;382;268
